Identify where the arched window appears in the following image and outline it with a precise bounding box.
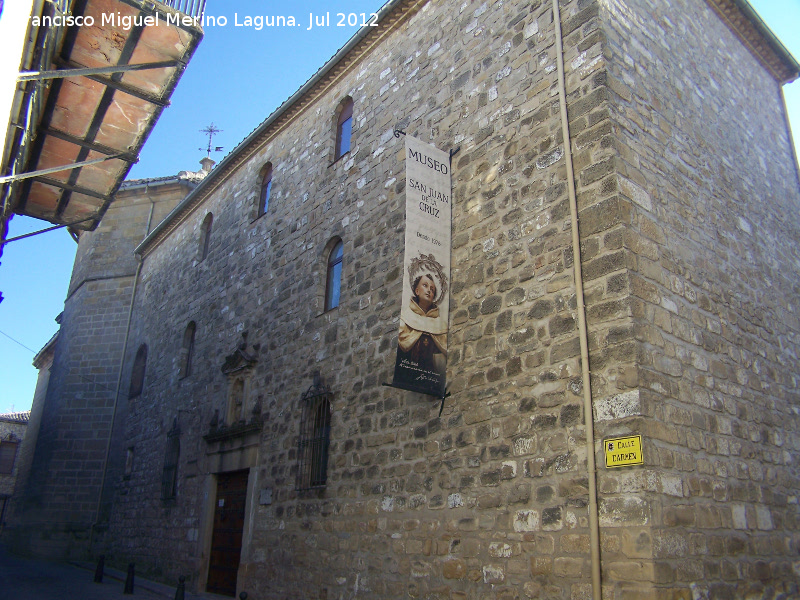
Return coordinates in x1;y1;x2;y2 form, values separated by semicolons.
325;239;343;311
128;344;147;398
199;213;213;261
258;163;273;217
334;98;353;160
180;322;196;379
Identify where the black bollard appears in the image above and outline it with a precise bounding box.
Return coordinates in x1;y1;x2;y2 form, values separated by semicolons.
239;593;247;600
93;555;105;583
174;575;186;600
123;562;135;594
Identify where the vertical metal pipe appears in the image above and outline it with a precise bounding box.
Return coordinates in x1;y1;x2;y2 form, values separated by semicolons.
551;0;602;598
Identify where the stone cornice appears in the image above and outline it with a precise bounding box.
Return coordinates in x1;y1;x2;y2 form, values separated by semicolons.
706;0;799;84
137;0;427;258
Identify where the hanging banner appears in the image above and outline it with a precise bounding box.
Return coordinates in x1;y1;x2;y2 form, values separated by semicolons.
391;135;452;398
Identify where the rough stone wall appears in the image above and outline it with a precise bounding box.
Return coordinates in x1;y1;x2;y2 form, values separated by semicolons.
5;344;54;520
106;0;629;598
68;180;198;296
0;419;27;497
600;0;800;598
7;180;196;559
8;276;135;558
90;0;800;598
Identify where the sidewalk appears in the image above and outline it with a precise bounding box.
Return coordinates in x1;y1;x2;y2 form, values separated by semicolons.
0;545;206;600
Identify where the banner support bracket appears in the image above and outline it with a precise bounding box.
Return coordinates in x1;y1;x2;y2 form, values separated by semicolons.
382;382;450;407
393;127;460;163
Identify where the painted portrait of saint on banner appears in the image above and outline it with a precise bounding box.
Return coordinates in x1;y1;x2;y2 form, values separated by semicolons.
392;135;452;398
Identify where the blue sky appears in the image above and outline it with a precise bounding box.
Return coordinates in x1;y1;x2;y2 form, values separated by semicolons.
0;0;799;415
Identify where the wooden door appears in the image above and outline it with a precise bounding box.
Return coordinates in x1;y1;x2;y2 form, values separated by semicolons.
206;470;249;596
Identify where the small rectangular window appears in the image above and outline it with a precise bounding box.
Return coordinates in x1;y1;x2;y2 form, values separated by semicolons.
337;116;352;156
325;240;343;311
335;99;353;160
259;164;273;217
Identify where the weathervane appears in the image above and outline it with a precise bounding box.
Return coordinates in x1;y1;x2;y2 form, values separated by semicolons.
199;123;223;157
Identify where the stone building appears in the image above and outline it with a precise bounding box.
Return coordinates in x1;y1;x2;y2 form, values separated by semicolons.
0;411;30;529
10;0;800;598
6;165;208;558
8;332;58;528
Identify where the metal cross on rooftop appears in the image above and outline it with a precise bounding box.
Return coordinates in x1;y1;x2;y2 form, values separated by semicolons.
199;123;223;157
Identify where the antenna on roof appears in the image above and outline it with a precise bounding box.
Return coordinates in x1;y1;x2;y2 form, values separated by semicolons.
199;123;223;157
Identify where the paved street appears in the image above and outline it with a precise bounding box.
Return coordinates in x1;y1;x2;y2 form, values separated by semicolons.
0;545;204;600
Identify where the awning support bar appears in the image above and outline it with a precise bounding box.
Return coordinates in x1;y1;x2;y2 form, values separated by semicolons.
18;61;182;82
0;153;130;184
0;216;96;247
43;128;139;163
33;176;111;200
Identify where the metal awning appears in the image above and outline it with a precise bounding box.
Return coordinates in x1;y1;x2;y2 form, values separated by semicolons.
1;0;204;232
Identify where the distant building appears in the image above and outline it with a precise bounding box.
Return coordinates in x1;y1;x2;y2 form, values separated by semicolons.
0;411;30;529
8;0;800;599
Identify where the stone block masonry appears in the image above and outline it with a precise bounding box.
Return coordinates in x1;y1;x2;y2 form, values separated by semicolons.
9;277;135;559
598;0;800;597
0;415;28;497
13;0;800;598
111;1;624;596
6;176;199;559
110;0;800;597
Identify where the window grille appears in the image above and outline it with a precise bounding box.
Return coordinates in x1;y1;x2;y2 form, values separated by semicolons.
296;382;332;491
161;420;180;500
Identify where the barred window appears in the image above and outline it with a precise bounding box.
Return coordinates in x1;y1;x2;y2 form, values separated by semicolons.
161;420;180;501
296;383;332;491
